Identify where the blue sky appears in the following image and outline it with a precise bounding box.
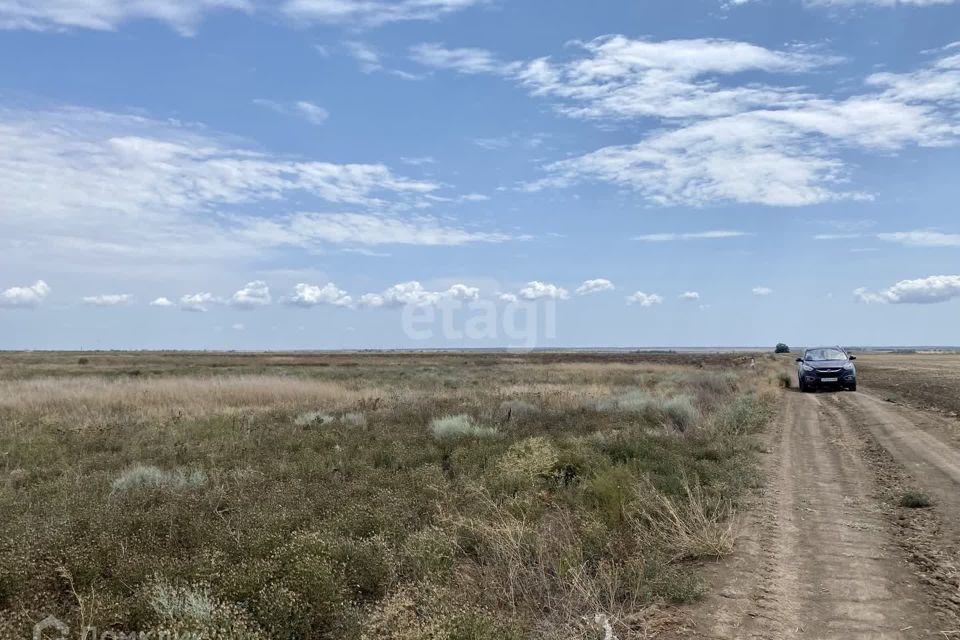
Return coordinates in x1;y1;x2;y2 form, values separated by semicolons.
1;0;959;349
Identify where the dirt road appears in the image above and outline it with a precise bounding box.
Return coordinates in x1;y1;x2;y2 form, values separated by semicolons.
675;384;960;639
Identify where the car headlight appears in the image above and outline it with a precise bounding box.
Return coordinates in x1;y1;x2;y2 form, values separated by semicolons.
843;363;855;371
801;364;814;372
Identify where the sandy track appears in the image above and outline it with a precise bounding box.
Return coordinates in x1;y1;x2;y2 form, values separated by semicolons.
674;389;951;639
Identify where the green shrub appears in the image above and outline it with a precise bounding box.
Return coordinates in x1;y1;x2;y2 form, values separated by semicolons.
586;465;637;528
400;526;458;581
900;490;932;508
777;371;792;388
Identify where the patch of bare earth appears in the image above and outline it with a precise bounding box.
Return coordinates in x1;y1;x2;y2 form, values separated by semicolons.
670;388;956;639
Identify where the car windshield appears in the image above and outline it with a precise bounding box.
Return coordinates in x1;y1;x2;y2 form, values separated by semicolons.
805;348;848;361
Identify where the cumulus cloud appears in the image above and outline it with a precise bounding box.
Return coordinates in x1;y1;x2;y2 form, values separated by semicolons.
230;281;271;309
855;275;960;304
576;279;615;295
0;0;251;35
752;286;774;296
82;294;133;306
680;291;701;300
180;292;219;313
287;282;353;308
360;281;480;308
497;292;519;304
445;284;481;301
634;231;750;242
150;297;174;307
0;280;50;308
626;291;665;307
518;281;569;301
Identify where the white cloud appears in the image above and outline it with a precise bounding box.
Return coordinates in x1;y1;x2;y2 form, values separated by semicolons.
626;291;664;307
530;57;960;205
230;281;271;309
497;292;519;304
411;43;505;74
752;286;774;296
344;40;383;73
419;37;960;207
878;231;960;247
855;275;960;304
445;284;480;301
82;293;132;306
680;291;701;300
254;99;329;125
232;323;245;331
518;281;569;301
283;0;485;26
238;212;514;247
0;280;50;308
814;233;863;240
416;36;834;120
0;105;487;273
361;281;482;307
400;156;436;166
180;292;219;313
807;0;959;6
150;297;174;307
576;279;615;295
287;282;353;308
295;101;329;125
0;0;251;35
634;231;750;241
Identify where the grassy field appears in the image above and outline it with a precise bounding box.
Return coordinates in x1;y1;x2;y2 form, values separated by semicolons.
0;352;779;639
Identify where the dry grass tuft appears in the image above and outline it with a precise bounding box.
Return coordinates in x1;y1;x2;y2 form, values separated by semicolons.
633;480;737;562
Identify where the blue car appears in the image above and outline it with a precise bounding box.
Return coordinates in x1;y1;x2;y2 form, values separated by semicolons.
796;346;857;392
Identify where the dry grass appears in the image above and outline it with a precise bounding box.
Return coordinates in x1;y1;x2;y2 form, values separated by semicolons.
0;352;777;640
633;480;737;562
0;375;384;425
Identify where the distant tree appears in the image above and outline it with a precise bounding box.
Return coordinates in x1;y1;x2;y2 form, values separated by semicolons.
775;343;790;354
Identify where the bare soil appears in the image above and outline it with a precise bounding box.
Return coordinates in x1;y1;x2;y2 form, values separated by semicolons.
856;353;960;420
672;355;960;639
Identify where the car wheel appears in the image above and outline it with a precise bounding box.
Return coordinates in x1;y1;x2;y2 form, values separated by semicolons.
848;383;857;392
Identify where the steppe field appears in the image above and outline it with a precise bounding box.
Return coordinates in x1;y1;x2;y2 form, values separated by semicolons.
7;351;960;640
0;351;777;640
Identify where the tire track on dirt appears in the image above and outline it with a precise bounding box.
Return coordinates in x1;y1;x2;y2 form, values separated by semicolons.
675;390;941;638
828;390;960;623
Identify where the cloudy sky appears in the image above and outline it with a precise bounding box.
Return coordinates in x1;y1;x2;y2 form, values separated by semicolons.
2;0;959;349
